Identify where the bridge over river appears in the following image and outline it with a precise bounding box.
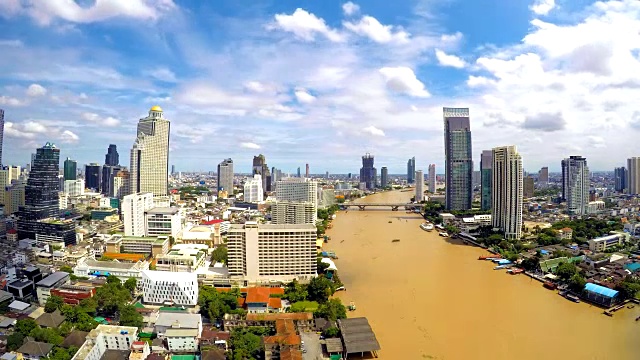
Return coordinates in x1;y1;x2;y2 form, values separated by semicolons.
340;203;423;211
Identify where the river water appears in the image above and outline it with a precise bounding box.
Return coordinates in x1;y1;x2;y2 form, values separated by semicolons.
328;190;640;360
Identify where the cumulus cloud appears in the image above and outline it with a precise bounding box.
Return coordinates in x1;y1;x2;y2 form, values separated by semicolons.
81;112;121;127
362;126;385;136
269;8;344;42
60;130;79;143
5;120;77;144
343;16;409;44
26;84;47;97
295;88;316;104
587;135;606;148
146;67;177;82
631;111;640;130
0;96;24;106
342;2;360;16
530;0;556;15
522;112;566;132
241;142;261;149
435;49;465;68
379;67;430;97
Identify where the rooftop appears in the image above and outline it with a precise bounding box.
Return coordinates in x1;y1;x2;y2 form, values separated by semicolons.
165;328;199;337
141;270;198;283
324;337;344;353
337;317;381;355
584;283;620;298
229;223;316;231
85;259;142;270
17;341;54;356
36;271;70;288
146;207;180;215
246;312;313;322
155;312;201;329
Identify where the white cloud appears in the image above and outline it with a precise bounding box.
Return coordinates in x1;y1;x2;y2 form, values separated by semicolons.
295;88;316;104
146;67;177;82
362;126;385;136
244;81;279;94
466;76;496;87
342;2;360;16
60;130;79;143
0;96;24;106
379;67;430;97
435;49;466;68
0;39;23;47
81;112;121;127
269;8;344;42
530;0;556;15
4;120;77;144
343;16;409;44
588;135;606;148
241;142;261;149
26;83;47;97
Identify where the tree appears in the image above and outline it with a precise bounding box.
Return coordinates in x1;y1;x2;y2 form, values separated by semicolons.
45;295;65;313
59;266;73;273
617;277;640;299
29;326;63;345
118;304;143;328
229;328;264;360
211;246;228;264
7;332;24;351
284;279;308;303
106;275;122;286
307;276;334;303
315;298;347;321
555;262;578;281
199;286;243;321
15;318;37;336
124;278;137;294
49;346;79;360
323;326;340;338
569;274;587;293
520;257;539;271
75;312;99;332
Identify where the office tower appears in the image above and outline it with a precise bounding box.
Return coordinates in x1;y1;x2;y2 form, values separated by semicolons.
63;158;77;181
244;175;264;203
627;157;640;195
17;143;76;245
130;106;170;197
271;201;316;225
305;163;309;178
491;145;523;240
326;171;329;179
171;165;176;175
252;154;270;192
63;179;85;197
538;167;549;185
415;170;424;202
217;158;234;193
227;222;316;283
380;167;388;188
105;144;119;166
7;165;19;182
524;176;535;198
614;167;627;193
112;170;130;199
4;180;26;215
123;192;154;236
297;167;301;178
444;107;473;210
0;109;3;167
101;165;122;197
480;150;492;211
562;156;590;215
428;164;436;193
407;157;415;183
359;153;377;190
85;163;101;191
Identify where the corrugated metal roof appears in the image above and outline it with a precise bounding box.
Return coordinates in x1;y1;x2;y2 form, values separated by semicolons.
584;283;619;298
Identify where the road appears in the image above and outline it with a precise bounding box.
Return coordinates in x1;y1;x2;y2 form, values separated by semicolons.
300;331;323;360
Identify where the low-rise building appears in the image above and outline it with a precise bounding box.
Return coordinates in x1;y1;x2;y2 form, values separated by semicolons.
7;279;35;301
129;341;150;360
105;235;169;257
176;225;219;248
71;325;138;360
165;328;199;353
50;283;97;305
74;257;150;280
154;312;202;336
35;271;70;306
223;313;314;332
140;270;198;306
145;207;182;237
588;233;628;252
557;227;573;241
155;245;207;273
18;341;54;360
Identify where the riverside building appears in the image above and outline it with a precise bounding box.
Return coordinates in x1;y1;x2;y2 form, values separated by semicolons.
491;146;523;240
444;107;473;211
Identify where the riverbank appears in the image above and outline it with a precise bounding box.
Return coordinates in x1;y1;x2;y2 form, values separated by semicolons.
326;190;640;359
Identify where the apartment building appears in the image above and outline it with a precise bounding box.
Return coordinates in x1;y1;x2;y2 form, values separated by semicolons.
271;201;316;225
588;233;628;252
155;244;208;272
144;207;182;237
63;179;85;197
275;178;318;207
105;234;170;256
71;325;138;360
122;192;154;237
140;270;198;306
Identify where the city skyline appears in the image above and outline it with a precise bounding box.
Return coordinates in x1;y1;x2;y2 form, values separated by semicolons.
1;1;638;172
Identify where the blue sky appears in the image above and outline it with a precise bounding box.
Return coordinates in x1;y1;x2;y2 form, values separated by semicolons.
1;0;639;173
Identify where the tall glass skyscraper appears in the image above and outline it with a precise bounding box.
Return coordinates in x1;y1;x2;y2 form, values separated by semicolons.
130;106;170;196
444;107;473;211
360;153;377;190
105;144;119;166
63;157;77;181
407;157;415;183
561;156;589;215
480;150;492;211
380;166;388;188
614;167;627;193
85;163;101;191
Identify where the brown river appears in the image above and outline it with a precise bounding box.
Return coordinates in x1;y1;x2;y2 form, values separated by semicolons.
328;190;640;360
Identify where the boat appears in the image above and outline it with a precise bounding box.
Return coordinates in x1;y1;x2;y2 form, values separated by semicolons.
439;232;449;237
479;255;502;260
392;239;400;243
507;268;524;275
636;316;640;321
604;311;613;317
543;281;557;290
494;265;508;270
627;305;635;309
565;293;580;303
348;301;356;311
420;223;434;231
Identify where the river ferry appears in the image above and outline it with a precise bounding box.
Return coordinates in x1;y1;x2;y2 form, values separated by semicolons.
420;223;434;231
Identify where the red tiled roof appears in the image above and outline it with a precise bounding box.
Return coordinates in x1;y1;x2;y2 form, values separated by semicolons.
275;319;295;335
268;297;282;309
200;327;231;341
280;348;303;360
237;298;246;307
263;334;301;346
246;287;270;304
201;219;224;225
246;313;313;321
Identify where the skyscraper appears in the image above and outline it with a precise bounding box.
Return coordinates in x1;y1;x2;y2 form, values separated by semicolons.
562;156;589;215
380;167;388;188
85;163;101;191
297;167;301;178
444;107;473;210
524;176;535;198
415;170;424;202
275;178;318;208
491;145;523;240
123;192;154;237
101;165;122;197
63;157;77;181
407;157;415;183
428;164;436;193
627;157;640;195
480;150;492;211
305;163;309;178
0;109;4;167
218;158;234;193
538;167;549;185
359;153;377;190
252;154;270;192
614;167;627;193
130;106;170;196
105;144;119;166
171;165;176;175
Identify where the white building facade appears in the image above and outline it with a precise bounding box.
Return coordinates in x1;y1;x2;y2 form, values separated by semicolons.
491;145;523;240
63;179;85;196
244;175;263;203
275;178;318;207
562;156;590;216
129;106;170;197
271;201;316;225
71;325;138;360
144;207;182;237
123;192;154;236
140;270;198;306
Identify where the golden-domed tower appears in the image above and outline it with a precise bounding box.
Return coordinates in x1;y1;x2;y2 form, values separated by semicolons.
129;106;170;196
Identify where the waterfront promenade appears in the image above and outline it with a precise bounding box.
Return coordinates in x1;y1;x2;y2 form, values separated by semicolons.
327;190;640;360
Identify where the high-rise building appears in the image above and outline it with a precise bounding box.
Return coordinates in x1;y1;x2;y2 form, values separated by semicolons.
130;106;170;197
63;158;76;181
0;109;4;167
17;143;76;245
101;165;122;197
614;167;627;193
562;156;590;215
380;167;388;188
252;154;270;192
480;150;492;211
297;167;301;178
359;153;377;190
271;201;316;225
105;144;119;166
524;176;535;198
444;107;473;210
122;192;154;237
227;222;316;283
85;163;101;191
305;163;309;178
538;167;549;185
112;170;130;199
415;170;424;202
244;175;264;203
4;180;25;215
275;178;318;207
217;158;234;193
407;157;415;183
428;164;436;193
491;146;523;240
63;179;85;197
171;165;176;175
627;157;640;195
